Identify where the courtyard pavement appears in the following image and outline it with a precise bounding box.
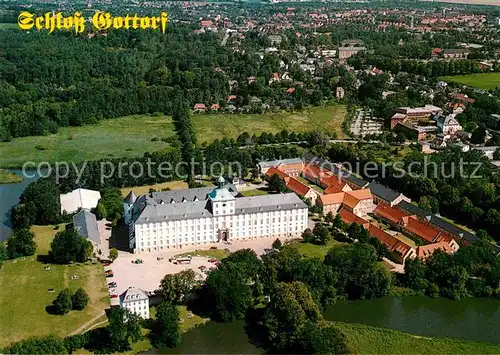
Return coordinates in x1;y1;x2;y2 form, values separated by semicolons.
106;236;296;305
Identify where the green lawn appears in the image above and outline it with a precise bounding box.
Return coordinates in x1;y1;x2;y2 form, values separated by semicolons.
239;188;269;197
288;240;340;260
0;115;174;168
0;225;109;348
120;180;189;197
336;321;500;354
0;106;346;167
440;73;500;90
193;104;348;144
175;249;230;260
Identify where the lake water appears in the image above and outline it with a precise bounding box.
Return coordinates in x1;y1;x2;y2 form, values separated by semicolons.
0;169;41;241
158;296;500;353
323;296;500;345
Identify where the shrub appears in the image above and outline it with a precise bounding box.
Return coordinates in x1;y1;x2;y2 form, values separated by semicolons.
53;288;73;315
35;144;48;151
72;288;89;310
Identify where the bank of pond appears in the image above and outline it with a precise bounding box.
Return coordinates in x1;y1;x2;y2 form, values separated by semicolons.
156;295;500;354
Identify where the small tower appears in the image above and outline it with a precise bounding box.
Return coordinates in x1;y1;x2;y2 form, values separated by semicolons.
217;175;225;188
123;191;136;224
209;176;235;217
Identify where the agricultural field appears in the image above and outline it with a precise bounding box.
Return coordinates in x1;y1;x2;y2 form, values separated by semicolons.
440;73;500;90
193;104;348;144
0;225;109;348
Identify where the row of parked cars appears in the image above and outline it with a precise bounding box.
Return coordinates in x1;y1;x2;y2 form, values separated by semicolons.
104;265;118;298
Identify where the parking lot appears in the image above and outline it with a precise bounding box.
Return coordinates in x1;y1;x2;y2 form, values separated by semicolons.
105;236;295;305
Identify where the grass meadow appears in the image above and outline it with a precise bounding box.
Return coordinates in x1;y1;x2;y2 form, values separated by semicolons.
0;225;109;348
0;105;347;167
440;73;500;90
337;321;500;354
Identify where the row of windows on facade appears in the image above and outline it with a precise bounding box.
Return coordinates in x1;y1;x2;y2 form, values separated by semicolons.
137;221;305;238
138;214;306;231
139;210;306;228
138;215;305;233
138;225;304;247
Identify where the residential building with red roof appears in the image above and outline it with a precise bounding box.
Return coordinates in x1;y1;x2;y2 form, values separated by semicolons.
374;202;412;227
193;103;206;112
320;176;352;193
367;224;416;264
319;189;375;218
338;208;370;229
303;163;333;185
266;167;319;204
285;177;319;205
416;242;454;260
405;216;440;243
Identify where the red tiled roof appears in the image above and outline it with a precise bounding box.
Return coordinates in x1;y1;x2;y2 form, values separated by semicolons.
368;224;412;257
416;242;453;259
278;162;304;174
320;192;345;205
320;175;346;191
266;167;289;180
368;224;398;249
325;185;343;194
286;177;312;197
374;202;409;225
406;216;439;243
303;164;332;180
339;208;369;227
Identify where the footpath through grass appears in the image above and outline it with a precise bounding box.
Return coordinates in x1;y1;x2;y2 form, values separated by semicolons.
440;72;500;90
337;321;500;354
0;225;109;348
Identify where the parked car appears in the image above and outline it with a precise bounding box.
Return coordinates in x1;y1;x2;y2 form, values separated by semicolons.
198;265;207;270
106;273;114;278
208;258;217;263
210;246;218;250
110;294;118;298
104;263;111;267
108;282;117;287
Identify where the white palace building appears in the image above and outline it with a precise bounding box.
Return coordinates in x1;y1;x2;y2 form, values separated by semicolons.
123;177;308;254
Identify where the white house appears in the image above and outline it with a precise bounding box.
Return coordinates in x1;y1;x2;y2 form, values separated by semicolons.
60;188;101;214
120;287;149;319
